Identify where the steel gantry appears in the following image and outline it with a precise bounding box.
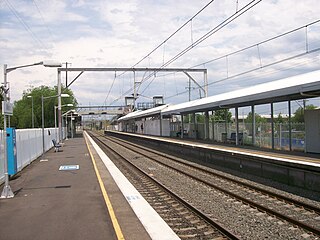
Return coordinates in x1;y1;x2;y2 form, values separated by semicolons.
56;67;207;141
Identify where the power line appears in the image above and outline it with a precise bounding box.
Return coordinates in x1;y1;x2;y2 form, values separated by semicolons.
190;19;320;69
32;0;56;46
139;0;262;96
109;0;262;106
165;49;320;100
4;0;49;50
105;0;218;105
116;0;217;79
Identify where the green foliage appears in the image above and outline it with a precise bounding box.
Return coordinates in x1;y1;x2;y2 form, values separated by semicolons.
211;109;232;122
196;114;205;123
182;109;232;123
10;85;77;129
292;104;317;123
244;112;267;124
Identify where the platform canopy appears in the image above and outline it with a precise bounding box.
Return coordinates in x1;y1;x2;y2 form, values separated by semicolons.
162;70;320;115
118;104;170;121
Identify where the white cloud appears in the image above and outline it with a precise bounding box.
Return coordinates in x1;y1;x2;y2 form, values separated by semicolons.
0;0;319;108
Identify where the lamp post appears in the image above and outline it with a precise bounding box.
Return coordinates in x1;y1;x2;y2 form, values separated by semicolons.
27;95;34;128
42;94;69;157
1;61;61;199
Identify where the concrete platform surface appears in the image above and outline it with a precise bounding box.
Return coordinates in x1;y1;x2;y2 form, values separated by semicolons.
0;134;151;240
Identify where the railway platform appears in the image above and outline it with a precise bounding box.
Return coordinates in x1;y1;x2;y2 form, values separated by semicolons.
0;132;178;240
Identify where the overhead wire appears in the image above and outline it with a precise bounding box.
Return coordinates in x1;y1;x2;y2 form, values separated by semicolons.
4;0;49;50
141;19;320;101
116;0;217;79
105;0;217;106
139;0;263;96
32;0;56;46
112;0;262;104
165;49;320;100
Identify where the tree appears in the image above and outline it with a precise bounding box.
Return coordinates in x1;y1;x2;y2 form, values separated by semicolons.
292;104;317;123
211;109;232;122
11;85;77;129
244;112;267;124
274;113;286;124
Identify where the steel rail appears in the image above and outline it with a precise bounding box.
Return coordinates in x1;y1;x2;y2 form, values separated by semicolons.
107;133;320;214
101;133;320;237
89;132;240;240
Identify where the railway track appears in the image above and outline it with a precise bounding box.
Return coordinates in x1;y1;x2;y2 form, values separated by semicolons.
90;131;320;239
89;131;239;239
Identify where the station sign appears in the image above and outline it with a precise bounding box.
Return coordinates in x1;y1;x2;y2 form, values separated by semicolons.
2;101;13;115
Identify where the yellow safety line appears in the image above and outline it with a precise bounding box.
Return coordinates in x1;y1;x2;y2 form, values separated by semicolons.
84;134;125;240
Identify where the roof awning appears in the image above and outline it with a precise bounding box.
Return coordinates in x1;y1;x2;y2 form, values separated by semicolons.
118;104;169;121
162;70;320;115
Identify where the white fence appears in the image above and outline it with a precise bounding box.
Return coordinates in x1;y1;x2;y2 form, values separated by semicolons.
0;128;61;184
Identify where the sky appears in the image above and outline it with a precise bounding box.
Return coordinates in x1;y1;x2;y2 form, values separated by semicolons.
1;0;320;115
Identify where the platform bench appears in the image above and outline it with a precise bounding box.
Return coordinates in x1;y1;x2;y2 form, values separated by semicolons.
52;139;62;152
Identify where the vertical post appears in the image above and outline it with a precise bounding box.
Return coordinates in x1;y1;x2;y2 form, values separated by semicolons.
192;112;196;139
65;62;68;87
181;114;184;139
58;70;62;143
288;100;292;151
235;107;239;145
1;64;14;198
212;111;215;141
71;111;73;138
271;103;274;150
205;111;209;140
31;97;34;128
159;114;163;136
133;71;136;110
204;70;208;98
54;106;57;140
188;77;191;101
42;95;45;156
252;105;256;146
225;109;228;136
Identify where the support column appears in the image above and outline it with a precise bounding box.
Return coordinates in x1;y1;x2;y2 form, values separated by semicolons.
204;70;208;97
58;70;62;142
192;113;198;139
271;103;275;150
288;100;292;151
181;114;184;139
205;111;209;140
160;114;163;136
252;105;256;146
235;107;239;146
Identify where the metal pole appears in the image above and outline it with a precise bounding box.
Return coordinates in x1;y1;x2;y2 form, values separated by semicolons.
181;114;184;139
58;70;62;143
252;105;256;146
71;112;73;138
204;70;208;97
288;100;292;151
205;111;209;140
42;95;45;156
54;106;57;140
133;71;136;110
1;64;14;198
271;103;274;150
31;97;34;128
235;107;239;145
